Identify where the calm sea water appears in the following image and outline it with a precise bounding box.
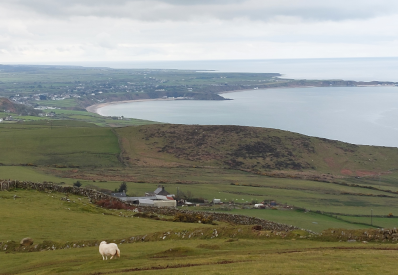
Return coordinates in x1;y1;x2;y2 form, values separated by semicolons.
98;86;398;147
90;58;398;147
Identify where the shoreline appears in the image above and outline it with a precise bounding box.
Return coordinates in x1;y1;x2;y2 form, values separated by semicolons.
86;84;397;115
86;98;176;114
86;88;273;114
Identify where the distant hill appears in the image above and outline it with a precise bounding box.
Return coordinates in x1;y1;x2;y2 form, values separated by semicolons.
0;97;40;116
116;124;398;178
2;120;397;179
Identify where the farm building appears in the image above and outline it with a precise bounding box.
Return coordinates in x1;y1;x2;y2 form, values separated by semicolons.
145;185;170;196
111;185;176;207
119;195;176;207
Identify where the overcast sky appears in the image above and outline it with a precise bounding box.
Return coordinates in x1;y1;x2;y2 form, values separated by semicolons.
1;0;398;63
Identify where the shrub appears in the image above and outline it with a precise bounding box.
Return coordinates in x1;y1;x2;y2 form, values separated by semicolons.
173;212;213;224
134;212;159;219
95;199;134;210
118;182;127;193
73;181;82;188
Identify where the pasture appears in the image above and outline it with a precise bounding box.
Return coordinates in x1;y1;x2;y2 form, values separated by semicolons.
0;190;215;243
2;234;398;274
2;165;398;231
0;121;120;167
1;190;398;274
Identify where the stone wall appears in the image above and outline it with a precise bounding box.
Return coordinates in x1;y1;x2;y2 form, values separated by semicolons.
0;179;117;202
1;179;298;232
137;207;298;232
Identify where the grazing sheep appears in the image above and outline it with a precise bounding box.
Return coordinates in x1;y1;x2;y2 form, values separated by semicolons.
99;241;120;260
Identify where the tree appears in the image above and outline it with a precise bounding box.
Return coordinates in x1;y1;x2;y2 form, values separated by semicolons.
73;181;82;188
118;182;127;193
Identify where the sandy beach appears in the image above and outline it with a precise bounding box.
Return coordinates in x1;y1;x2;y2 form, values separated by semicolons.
86;98;177;114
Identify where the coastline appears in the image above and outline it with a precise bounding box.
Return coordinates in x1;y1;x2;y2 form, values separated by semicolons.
86;98;176;114
86;88;264;114
86;83;397;115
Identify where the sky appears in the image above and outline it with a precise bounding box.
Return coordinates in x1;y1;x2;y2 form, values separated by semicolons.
1;0;398;63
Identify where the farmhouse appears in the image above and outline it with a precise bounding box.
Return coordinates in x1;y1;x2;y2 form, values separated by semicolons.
111;185;176;207
145;185;170;196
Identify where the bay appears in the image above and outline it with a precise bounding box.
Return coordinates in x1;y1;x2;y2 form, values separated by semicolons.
98;86;398;148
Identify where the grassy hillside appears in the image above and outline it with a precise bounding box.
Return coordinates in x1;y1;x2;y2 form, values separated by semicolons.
116;124;398;177
0;189;215;243
2;189;398;274
2;121;397;176
0;120;120;167
2;122;398;228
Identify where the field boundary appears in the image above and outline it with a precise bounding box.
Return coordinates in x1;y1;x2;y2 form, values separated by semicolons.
0;179;299;232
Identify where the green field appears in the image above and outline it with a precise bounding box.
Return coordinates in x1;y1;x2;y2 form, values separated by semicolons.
0;121;120;167
0;190;214;243
0;166;75;184
3;238;398;275
2;189;398;275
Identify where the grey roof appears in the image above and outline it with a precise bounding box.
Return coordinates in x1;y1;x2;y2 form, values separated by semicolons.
111;191;126;198
119;196;157;202
153;185;169;195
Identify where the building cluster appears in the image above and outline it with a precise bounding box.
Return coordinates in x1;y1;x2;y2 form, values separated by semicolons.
0;115;15;122
109;185;286;210
111;185;177;207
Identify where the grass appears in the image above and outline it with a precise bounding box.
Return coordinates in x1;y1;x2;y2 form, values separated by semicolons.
0;189;214;243
0;121;121;167
115;124;398;176
2;190;398;274
3;164;398;230
2;121;398;235
47;178;396;232
211;209;374;232
50;109;160;127
0;166;75;184
2;238;398;274
338;216;398;229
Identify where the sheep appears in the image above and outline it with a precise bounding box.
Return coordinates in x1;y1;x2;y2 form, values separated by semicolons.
99;241;120;260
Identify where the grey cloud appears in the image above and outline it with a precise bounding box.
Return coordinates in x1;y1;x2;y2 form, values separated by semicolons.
4;0;398;22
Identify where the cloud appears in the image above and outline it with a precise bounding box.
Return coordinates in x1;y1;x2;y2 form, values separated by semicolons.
4;0;398;22
1;0;398;62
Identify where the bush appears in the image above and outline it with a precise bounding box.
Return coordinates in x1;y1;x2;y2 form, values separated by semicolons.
95;199;134;210
73;181;82;188
134;212;160;219
118;182;127;193
173;212;213;224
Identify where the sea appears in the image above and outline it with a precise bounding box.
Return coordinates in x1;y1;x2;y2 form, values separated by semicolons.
93;57;398;147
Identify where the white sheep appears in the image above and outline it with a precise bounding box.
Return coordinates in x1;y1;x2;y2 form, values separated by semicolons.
99;241;120;260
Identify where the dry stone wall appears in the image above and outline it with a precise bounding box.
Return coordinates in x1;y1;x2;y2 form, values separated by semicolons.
0;179;298;232
0;179;116;202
